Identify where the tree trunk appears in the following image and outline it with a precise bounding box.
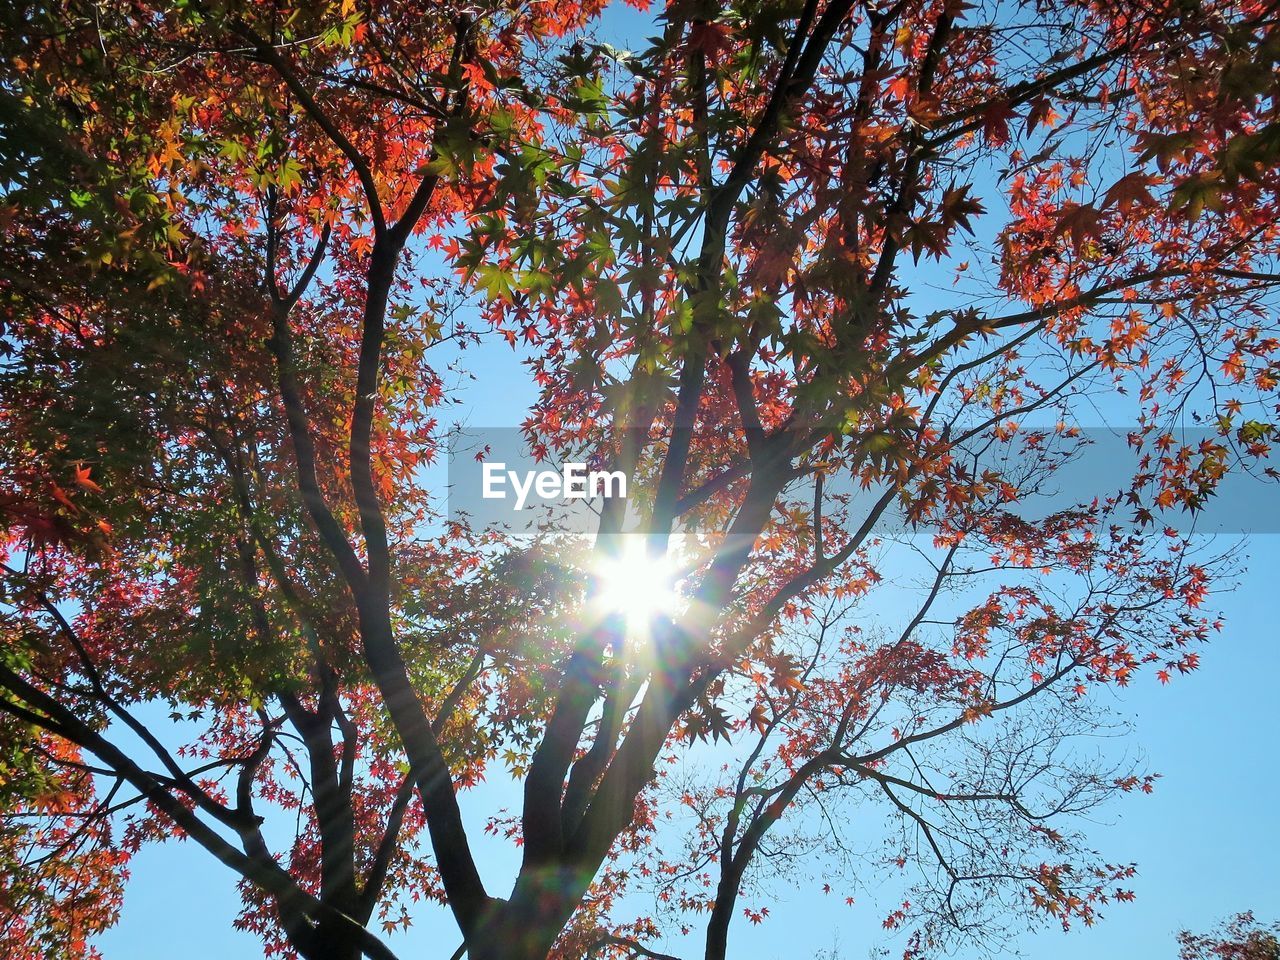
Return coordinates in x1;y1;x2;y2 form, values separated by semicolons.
290;916;365;960
703;860;745;960
464;873;591;960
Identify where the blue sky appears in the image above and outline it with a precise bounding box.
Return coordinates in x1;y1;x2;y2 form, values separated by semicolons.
92;3;1280;958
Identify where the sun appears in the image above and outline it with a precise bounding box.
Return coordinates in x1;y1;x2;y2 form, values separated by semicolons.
592;537;680;631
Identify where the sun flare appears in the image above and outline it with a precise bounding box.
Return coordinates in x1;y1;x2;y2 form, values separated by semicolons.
592;538;680;630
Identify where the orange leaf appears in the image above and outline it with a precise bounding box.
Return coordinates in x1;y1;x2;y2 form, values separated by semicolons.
74;463;104;493
49;482;77;512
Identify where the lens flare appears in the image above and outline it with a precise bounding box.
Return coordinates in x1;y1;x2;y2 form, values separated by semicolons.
593;538;680;630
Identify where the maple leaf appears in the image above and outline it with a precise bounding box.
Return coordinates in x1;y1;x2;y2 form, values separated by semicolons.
1103;173;1155;212
1054;202;1104;253
1025;96;1060;134
981;101;1017;145
48;482;77;512
73;463;103;493
939;183;985;236
687;21;733;64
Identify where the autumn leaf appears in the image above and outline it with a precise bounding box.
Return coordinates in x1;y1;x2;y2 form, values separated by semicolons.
73;463;103;493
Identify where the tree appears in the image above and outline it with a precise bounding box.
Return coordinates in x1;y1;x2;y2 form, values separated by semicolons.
0;0;1278;959
1180;914;1280;960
